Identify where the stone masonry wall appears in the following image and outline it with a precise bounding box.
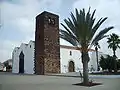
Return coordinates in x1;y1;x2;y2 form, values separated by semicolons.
35;11;60;74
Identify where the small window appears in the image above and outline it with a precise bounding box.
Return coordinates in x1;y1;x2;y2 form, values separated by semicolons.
51;18;55;25
48;17;51;24
48;17;55;25
30;45;31;48
70;51;72;56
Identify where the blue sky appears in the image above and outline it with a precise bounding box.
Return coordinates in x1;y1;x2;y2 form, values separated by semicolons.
1;0;120;62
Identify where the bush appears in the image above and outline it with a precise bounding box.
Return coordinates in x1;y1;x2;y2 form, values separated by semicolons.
99;55;115;72
117;59;120;70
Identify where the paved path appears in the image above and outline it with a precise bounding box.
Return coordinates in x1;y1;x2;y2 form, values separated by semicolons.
49;72;120;78
0;73;120;90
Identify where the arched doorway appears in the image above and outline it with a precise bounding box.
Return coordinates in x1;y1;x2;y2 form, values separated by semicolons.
68;61;75;72
19;51;24;73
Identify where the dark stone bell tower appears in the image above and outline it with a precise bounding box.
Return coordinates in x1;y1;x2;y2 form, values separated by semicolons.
34;11;60;75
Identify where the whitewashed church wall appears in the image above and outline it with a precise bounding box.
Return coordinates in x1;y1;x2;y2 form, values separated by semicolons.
12;41;107;74
60;48;82;73
60;49;106;73
12;47;19;73
19;43;28;74
24;41;34;74
12;43;28;73
89;51;107;71
88;51;97;71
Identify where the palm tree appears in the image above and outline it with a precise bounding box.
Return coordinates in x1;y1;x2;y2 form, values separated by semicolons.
94;42;100;71
60;8;114;85
107;33;120;72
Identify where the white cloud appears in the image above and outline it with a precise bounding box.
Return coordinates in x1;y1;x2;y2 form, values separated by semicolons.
15;18;35;33
1;0;62;33
1;0;62;62
0;34;35;62
73;0;120;33
0;40;19;62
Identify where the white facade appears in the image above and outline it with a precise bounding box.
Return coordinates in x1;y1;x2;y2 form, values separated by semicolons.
12;40;105;74
60;47;82;73
12;40;34;74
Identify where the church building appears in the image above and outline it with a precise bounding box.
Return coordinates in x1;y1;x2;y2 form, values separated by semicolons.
12;11;105;74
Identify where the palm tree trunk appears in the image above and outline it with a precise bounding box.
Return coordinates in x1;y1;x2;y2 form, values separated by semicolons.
95;47;99;71
113;50;117;73
81;52;89;85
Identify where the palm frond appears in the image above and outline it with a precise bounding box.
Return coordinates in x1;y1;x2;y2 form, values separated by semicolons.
92;17;108;36
90;26;114;47
60;29;79;46
107;33;120;51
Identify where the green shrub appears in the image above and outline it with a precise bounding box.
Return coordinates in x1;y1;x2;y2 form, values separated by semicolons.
99;55;115;72
117;59;120;70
